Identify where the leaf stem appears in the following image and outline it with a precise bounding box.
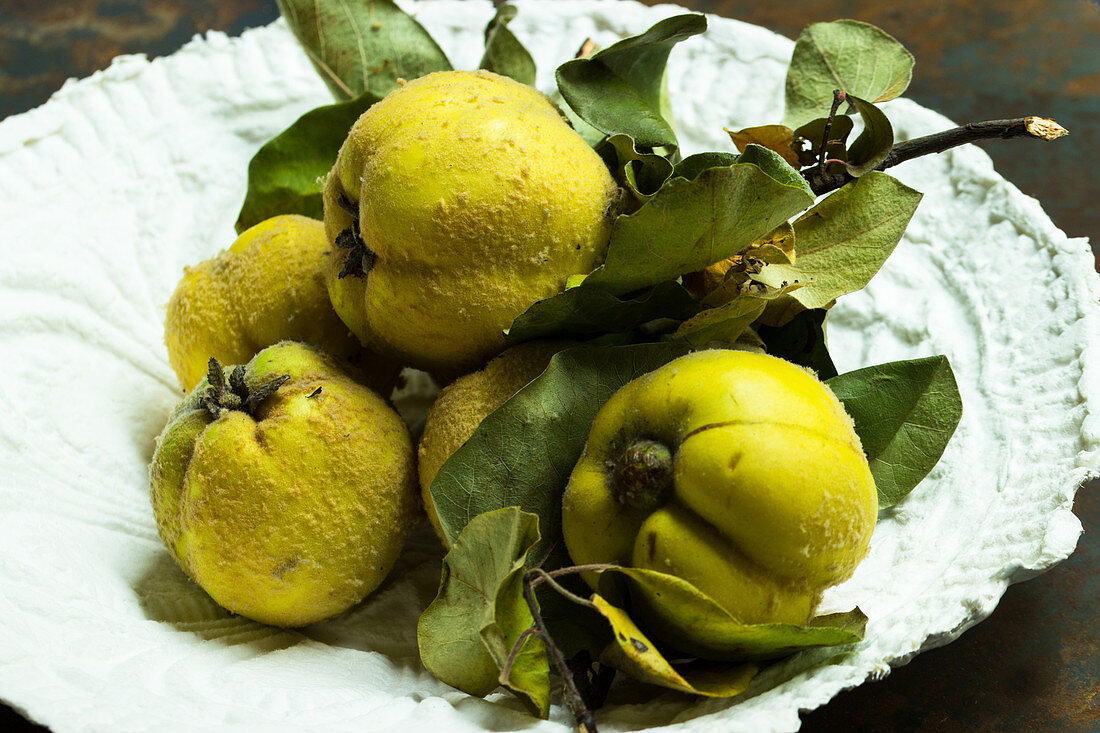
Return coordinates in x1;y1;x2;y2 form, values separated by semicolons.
498;626;540;687
299;44;355;100
806;115;1068;196
814;90;846;179
522;577;599;733
526;568;599;610
540;563;619;579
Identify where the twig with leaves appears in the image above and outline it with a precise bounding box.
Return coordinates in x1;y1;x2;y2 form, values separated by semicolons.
499;565;617;733
803;97;1068;196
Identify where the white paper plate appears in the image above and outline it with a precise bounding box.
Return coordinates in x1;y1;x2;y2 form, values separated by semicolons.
1;1;1097;731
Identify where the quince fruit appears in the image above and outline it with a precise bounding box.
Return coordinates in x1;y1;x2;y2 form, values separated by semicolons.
323;70;618;375
164;214;396;393
561;350;877;627
418;340;569;546
149;341;419;627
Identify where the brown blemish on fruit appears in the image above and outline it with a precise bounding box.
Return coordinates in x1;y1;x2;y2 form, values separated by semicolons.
645;531;658;563
272;555;301;580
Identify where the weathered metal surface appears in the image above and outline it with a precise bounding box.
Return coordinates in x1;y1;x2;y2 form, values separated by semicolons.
0;1;1096;731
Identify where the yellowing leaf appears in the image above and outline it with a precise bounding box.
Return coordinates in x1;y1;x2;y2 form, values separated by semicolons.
609;568;867;662
726;125;801;167
591;594;758;698
753;222;797;263
682;222;795;303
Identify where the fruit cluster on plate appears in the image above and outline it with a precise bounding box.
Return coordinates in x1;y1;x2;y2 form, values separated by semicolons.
146;1;1056;724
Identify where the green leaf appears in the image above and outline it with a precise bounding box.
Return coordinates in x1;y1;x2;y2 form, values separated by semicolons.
551;90;606;148
672;297;767;348
844;94;894;176
792;115;854;167
585;145;815;296
596;134;674;209
479;3;536;86
235;93;378;233
555;14;707;148
505;280;700;346
672;151;741;181
430;343;691;562
737;143;817;191
755;309;838;379
605;567;867;662
417;508;550;717
591;594;759;697
827;356;962;508
277;0;451;100
781;172;922;313
784;20;915;129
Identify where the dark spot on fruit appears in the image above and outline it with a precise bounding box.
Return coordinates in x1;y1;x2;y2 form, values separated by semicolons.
645;531;657;562
272;555;301;579
630;638;648;653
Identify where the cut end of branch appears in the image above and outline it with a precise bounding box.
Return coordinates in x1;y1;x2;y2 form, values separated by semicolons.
1025;117;1069;141
577;38;598;59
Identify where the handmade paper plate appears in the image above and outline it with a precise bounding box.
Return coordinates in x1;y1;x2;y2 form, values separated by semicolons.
0;1;1097;731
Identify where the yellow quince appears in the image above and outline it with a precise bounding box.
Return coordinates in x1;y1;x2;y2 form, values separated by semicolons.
418;340;570;546
164;214;396;394
149;341;419;627
323;70;618;376
562;350;877;627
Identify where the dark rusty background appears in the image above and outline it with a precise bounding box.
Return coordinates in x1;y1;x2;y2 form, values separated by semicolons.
0;1;1096;731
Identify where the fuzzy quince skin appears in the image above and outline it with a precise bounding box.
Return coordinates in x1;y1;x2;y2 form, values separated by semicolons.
324;70;618;375
561;350;877;628
418;340;570;546
164;214;397;393
149;341;419;627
